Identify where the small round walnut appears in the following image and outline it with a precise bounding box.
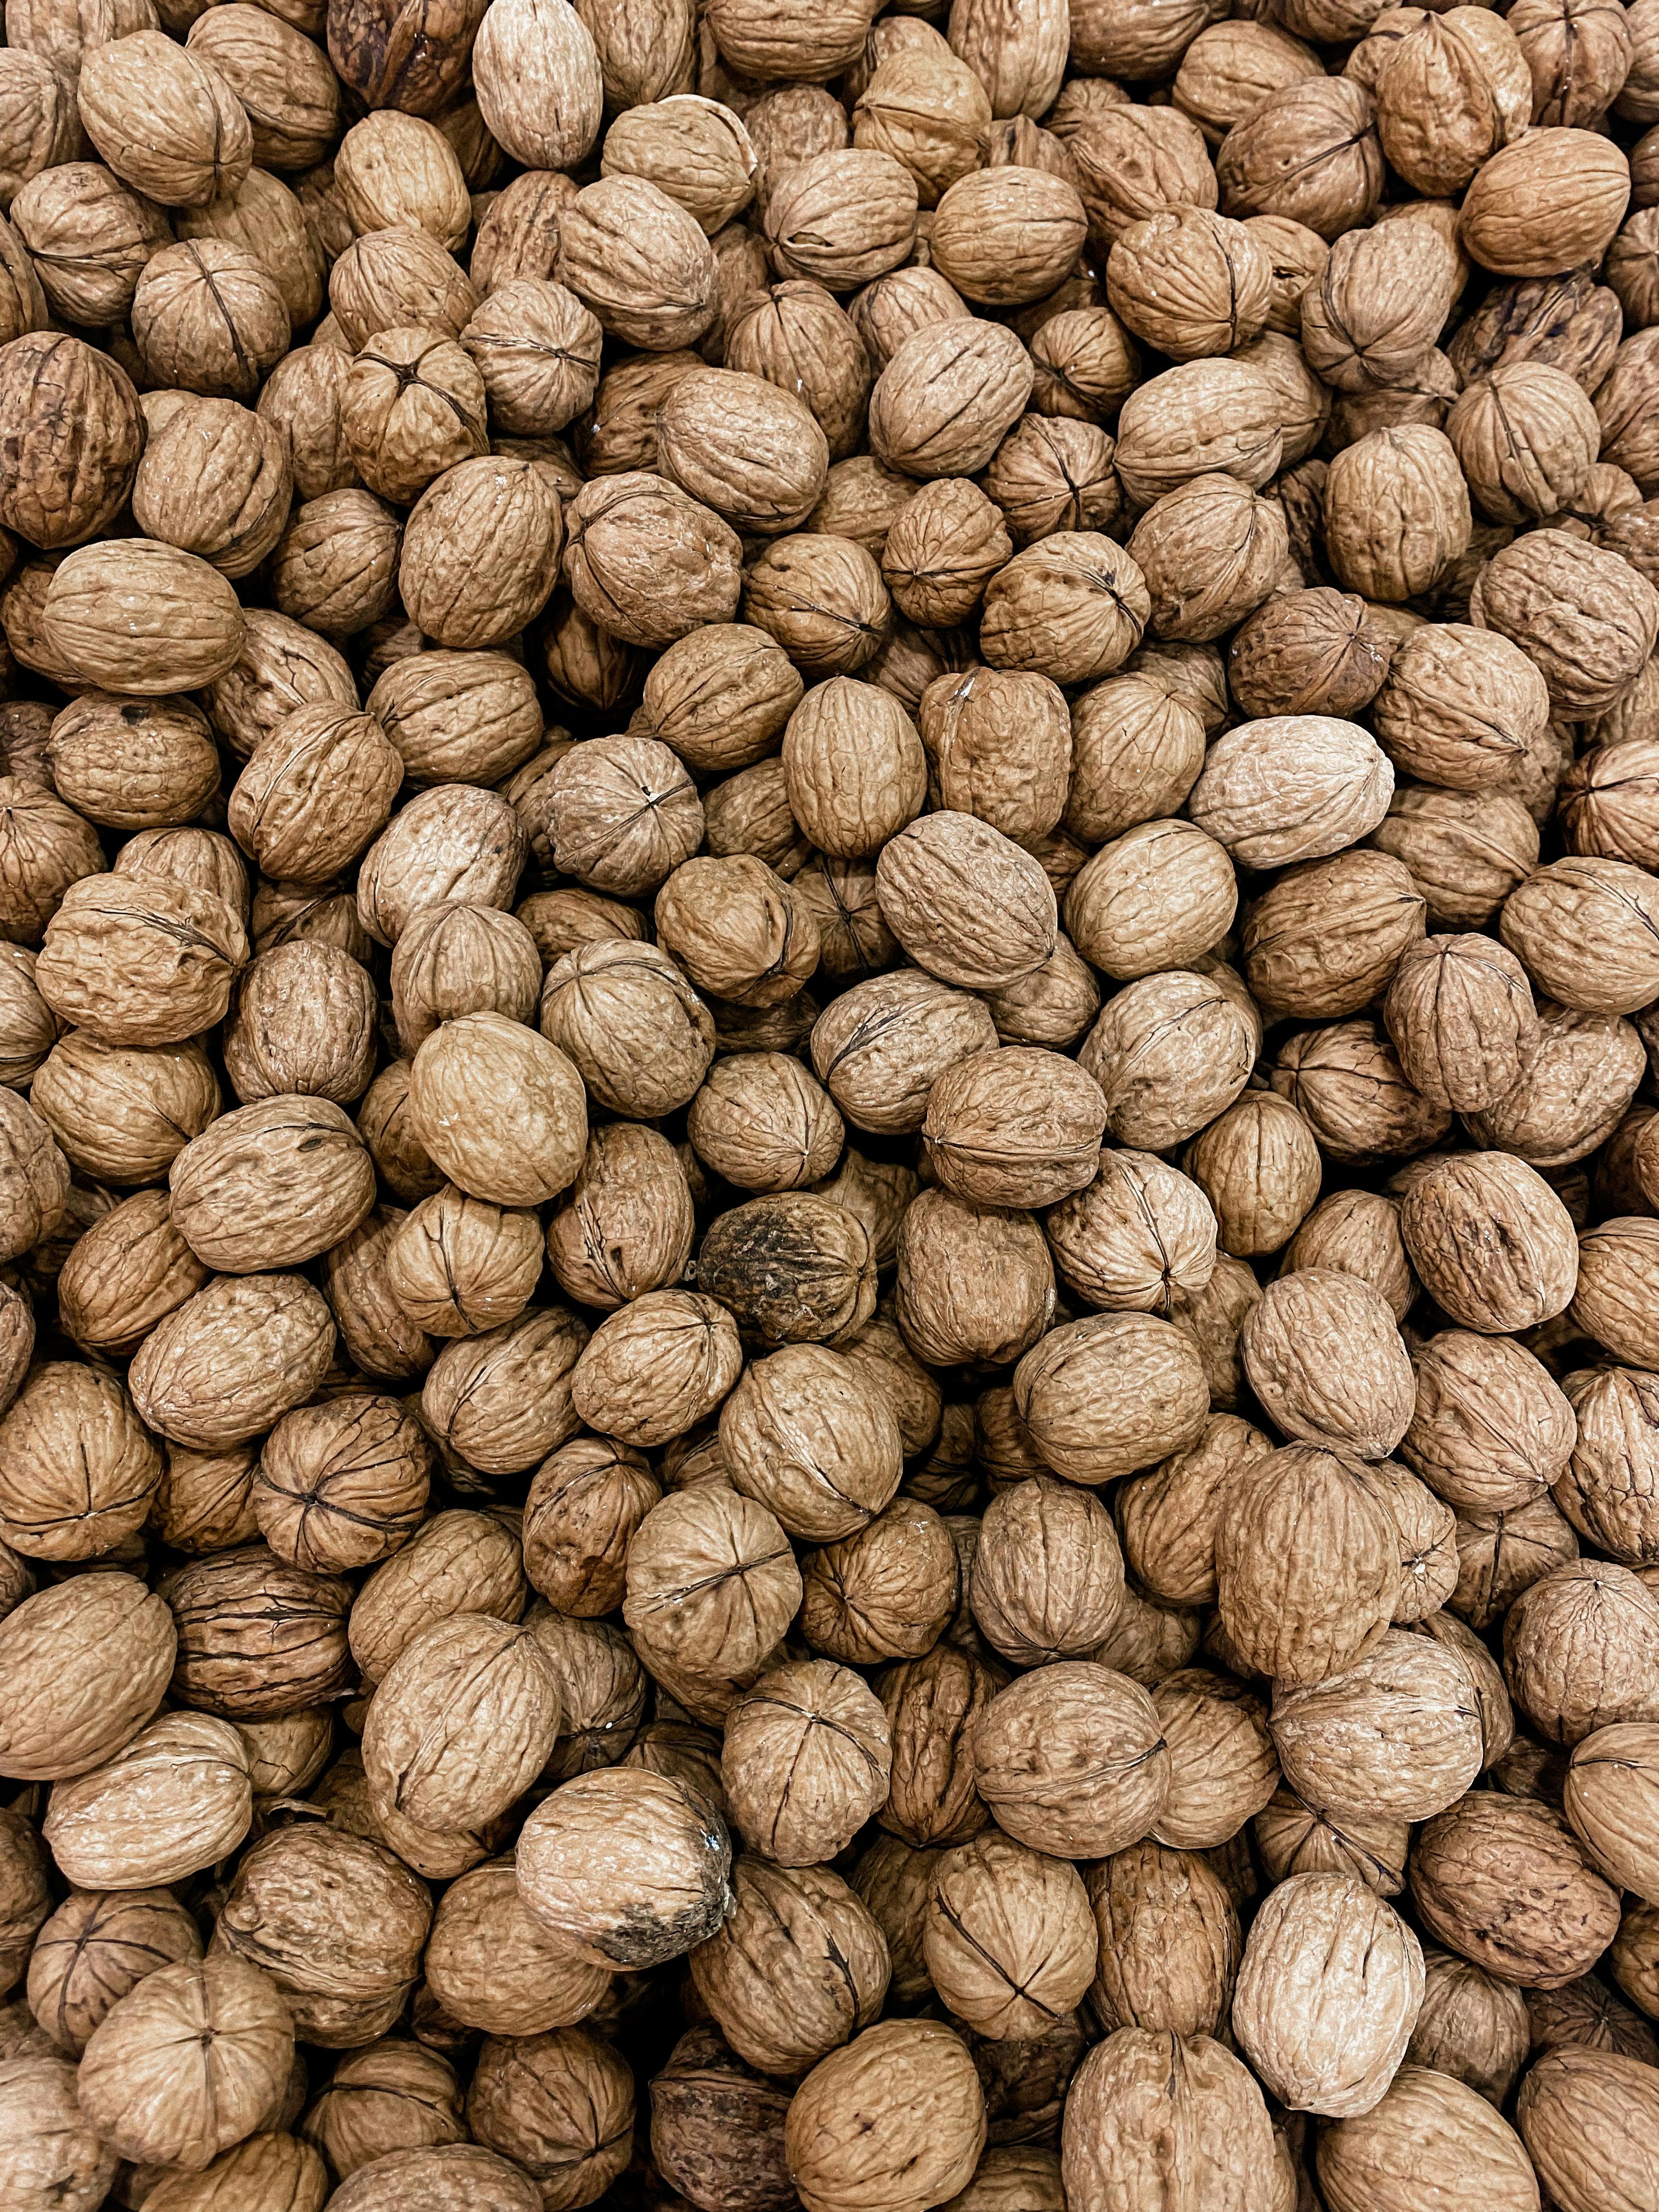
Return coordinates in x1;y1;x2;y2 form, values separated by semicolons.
255;1395;431;1575
341;328;488;505
799;1495;961;1666
971;1660;1169;1859
810;969;996;1136
569;1290;741;1451
1505;1558;1659;1746
786;2021;984;2212
27;1889;202;2057
743;532;893;678
721;1658;890;1867
1300;216;1460;394
1229;590;1393;722
718;1344;900;1544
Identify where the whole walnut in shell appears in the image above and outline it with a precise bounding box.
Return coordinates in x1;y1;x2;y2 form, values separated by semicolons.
785;2019;984;2212
517;1767;731;1971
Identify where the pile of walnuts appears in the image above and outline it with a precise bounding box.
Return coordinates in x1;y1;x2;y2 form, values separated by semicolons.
1;0;1658;2206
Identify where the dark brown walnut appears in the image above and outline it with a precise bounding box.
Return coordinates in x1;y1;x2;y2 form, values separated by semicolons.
129;1273;336;1451
1410;1793;1620;1987
216;1824;432;2046
162;1544;353;1719
1228;590;1393;721
516;1767;730;1972
696;1192;875;1347
650;2025;795;2212
623;1485;800;1689
688;1857;889;2079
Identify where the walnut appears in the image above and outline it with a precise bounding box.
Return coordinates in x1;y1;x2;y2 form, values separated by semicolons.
1459;125;1632;276
1232;1871;1423;2118
41;1709;250;1892
970;1659;1168;1858
1216;1444;1400;1688
1228;587;1390;724
349;1509;526;1685
1398;1150;1578;1334
1410;1792;1619;1985
690;1857;889;2077
129;1274;336;1451
1116;1415;1274;1609
922;1047;1105;1211
1189;713;1392;870
722;1657;890;1866
785;2021;984;2212
1518;2048;1659;2212
765;149;917;290
1150;1668;1278;1852
516;1766;730;1971
1217;77;1384;240
1403;1329;1575;1511
869;319;1035;482
850;49;991;210
650;2026;795;2212
75;1955;291;2172
26;1890;200;2058
399;455;564;651
1242;848;1425;1020
624;1483;800;1689
799;1494;960;1666
1059;2029;1273;2212
1115;359;1281;507
970;1477;1124;1668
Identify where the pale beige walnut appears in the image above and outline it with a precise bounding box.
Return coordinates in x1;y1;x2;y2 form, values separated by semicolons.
1449;361;1601;527
1126;475;1287;646
544;1124;693;1315
409;1012;585;1210
362;1612;558;1836
1013;1312;1209;1487
27;1889;201;2057
41;540;245;697
42;1711;250;1889
9;162;170;329
77;32;251;209
1517;2045;1659;2212
624;1483;800;1688
1409;1793;1620;1987
516;1766;730;1971
569;1289;741;1451
1231;1871;1423;2118
1397;1150;1578;1334
1459;125;1631;276
1404;1949;1530;2107
1558;1364;1659;1564
920;1047;1104;1212
423;1858;608;2039
329;226;478;351
1402;1329;1574;1512
1471;530;1659;715
216;1824;431;2046
969;1659;1168;1859
400;454;564;652
1059;2029;1275;2212
1505;1556;1659;1746
184;3;338;167
1182;1090;1322;1260
1068;106;1217;250
1174;20;1323;145
780;677;924;863
341;329;487;506
558;174;714;348
1316;2064;1539;2212
255;1395;431;1573
1114;360;1280;508
1269;1627;1482;1826
688;1051;844;1194
876;811;1056;991
721;1657;890;1867
1086;1836;1240;2038
690;1856;889;2076
785;2019;984;2212
0;1359;157;1561
743;532;892;678
297;2038;465;2180
335;111;469;247
420;1305;588;1477
1255;1787;1409;1898
1299;215;1459;394
1215;1444;1399;1688
1188;713;1392;870
850;49;990;210
1107;210;1271;362
129;1274;336;1451
1324;425;1471;603
718;1343;900;1544
348;1509;525;1685
126;394;292;577
168;1093;375;1273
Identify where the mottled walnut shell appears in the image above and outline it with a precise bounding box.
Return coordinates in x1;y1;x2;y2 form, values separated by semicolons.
1505;1557;1659;1746
1216;77;1384;241
1410;1792;1620;1987
42;1710;251;1891
1060;2029;1272;2212
516;1767;730;1972
129;1274;336;1451
1398;1150;1578;1335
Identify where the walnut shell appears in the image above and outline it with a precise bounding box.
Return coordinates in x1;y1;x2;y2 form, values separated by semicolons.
785;2020;984;2212
970;1659;1169;1859
721;1657;890;1867
1409;1793;1619;1987
691;1857;889;2079
1059;2028;1273;2212
516;1766;730;1971
1398;1150;1578;1334
129;1274;336;1451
